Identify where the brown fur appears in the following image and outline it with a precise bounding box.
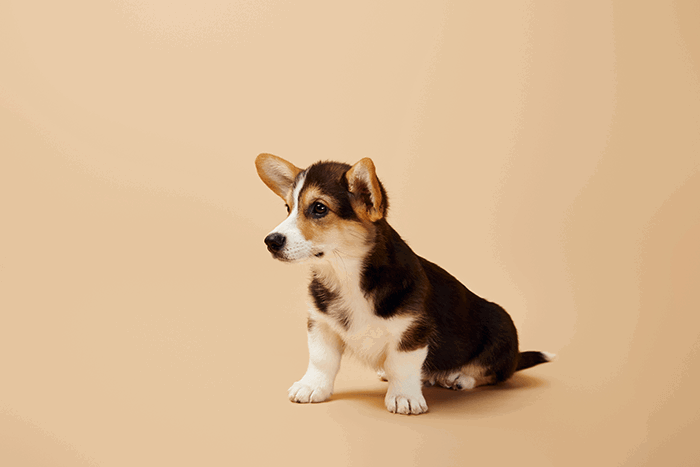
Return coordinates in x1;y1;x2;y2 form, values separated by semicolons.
256;153;553;415
345;158;385;222
296;182;374;260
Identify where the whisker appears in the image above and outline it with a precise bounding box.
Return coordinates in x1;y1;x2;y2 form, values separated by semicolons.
333;249;348;283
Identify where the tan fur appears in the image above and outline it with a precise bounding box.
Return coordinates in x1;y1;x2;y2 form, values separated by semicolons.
296;185;332;243
346;158;384;222
425;362;494;390
256;154;551;414
255;153;302;200
296;184;374;259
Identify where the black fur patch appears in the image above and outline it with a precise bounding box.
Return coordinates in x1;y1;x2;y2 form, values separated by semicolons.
309;275;351;330
335;308;351;330
295;158;548;387
419;257;519;382
356;218;523;383
309;276;337;313
302;162;358;220
515;351;549;371
360;220;425;318
398;319;431;352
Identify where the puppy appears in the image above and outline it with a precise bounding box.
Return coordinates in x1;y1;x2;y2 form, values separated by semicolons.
255;153;554;415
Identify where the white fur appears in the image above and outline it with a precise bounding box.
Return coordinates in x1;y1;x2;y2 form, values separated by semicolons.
288;320;343;403
435;372;476;390
383;346;429;414
289;249;429;414
268;169;430;414
310;255;414;367
266;172;313;262
259;155;552;415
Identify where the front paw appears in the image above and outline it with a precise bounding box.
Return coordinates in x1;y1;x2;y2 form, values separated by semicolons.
385;393;428;415
288;381;332;403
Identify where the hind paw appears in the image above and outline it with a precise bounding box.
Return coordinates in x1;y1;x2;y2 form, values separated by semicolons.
438;373;476;391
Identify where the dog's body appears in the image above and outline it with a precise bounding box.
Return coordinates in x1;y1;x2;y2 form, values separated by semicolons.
256;154;553;414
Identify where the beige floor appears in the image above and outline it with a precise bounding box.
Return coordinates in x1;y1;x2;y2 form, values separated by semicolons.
2;2;699;466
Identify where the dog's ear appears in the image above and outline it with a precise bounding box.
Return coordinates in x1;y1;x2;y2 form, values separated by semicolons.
255;153;302;200
346;158;385;222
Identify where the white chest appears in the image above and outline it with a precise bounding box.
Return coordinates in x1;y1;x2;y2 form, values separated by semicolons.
308;260;414;368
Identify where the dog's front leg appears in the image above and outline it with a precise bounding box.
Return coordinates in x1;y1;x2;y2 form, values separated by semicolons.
383;346;429;415
288;321;344;403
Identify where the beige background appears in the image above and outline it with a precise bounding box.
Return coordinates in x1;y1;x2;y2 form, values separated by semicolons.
1;1;699;466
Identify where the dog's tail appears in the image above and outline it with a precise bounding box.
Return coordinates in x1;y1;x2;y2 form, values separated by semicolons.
515;351;556;371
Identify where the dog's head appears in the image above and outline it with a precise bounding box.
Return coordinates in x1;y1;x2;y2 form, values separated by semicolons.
255;153;387;263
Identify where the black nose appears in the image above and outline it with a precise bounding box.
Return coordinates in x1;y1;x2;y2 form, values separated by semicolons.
264;233;286;253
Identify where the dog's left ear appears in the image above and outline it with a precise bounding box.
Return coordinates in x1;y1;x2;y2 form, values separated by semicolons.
346;158;385;222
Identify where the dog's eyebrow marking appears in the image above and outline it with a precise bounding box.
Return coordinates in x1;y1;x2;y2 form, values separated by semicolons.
300;185;338;214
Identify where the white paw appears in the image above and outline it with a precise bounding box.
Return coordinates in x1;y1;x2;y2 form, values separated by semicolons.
456;375;476;390
448;374;476;390
437;373;476;390
288;381;332;403
385;393;428;415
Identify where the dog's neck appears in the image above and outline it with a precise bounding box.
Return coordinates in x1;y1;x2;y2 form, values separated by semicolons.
308;220;412;294
310;248;367;296
308;219;426;321
307;221;385;294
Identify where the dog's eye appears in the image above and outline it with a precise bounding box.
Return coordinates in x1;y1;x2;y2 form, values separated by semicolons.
311;202;328;218
285;204;290;214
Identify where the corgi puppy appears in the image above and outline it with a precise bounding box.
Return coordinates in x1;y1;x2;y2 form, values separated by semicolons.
255;153;554;415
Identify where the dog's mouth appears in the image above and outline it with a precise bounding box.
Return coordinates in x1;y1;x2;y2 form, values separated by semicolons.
269;251;290;262
269;249;324;262
269;249;299;263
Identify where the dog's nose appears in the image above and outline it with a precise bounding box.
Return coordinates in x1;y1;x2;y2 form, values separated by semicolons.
264;233;286;252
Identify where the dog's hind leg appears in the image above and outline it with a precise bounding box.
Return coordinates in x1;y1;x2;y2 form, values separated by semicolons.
435;372;477;390
431;363;494;390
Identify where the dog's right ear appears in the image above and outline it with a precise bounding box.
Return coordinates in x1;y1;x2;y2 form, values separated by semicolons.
255;153;302;200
